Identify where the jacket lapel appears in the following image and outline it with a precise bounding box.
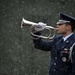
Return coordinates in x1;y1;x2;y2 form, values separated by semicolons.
55;33;75;50
64;33;75;47
55;37;64;50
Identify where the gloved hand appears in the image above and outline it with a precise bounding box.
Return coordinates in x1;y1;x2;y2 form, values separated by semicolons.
34;22;46;32
30;22;46;39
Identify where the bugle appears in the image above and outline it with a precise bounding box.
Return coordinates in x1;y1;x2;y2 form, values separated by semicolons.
21;18;58;39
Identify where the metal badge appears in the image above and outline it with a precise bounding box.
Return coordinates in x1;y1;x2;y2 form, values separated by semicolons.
64;48;68;50
64;48;69;53
62;57;67;62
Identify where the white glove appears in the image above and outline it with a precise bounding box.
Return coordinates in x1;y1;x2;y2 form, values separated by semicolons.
35;22;46;32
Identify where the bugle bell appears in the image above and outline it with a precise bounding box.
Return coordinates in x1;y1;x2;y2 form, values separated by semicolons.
21;18;58;39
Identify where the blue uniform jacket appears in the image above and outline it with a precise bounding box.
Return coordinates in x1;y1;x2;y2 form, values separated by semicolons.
33;33;75;75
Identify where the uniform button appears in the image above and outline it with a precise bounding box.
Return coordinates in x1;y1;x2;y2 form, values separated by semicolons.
53;69;56;71
55;57;57;59
54;63;56;65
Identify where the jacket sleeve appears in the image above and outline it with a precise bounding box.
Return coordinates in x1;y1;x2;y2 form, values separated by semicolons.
32;32;62;51
32;37;54;51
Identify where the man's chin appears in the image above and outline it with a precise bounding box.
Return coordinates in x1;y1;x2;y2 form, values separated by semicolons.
57;31;65;35
57;31;61;34
57;31;63;34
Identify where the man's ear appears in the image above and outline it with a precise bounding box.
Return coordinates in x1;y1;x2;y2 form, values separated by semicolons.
67;25;71;30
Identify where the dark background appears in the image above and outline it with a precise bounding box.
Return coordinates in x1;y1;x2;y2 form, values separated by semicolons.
0;0;75;75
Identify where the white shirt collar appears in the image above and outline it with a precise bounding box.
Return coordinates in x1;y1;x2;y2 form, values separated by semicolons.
63;33;73;41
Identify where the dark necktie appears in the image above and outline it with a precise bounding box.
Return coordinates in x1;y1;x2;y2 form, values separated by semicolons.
61;38;64;43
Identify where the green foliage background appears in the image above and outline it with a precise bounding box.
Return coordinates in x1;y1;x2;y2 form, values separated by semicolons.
0;0;75;75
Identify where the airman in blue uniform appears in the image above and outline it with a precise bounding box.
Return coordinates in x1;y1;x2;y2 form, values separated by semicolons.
31;13;75;75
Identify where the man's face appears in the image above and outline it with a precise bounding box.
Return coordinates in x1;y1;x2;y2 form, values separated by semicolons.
57;23;69;34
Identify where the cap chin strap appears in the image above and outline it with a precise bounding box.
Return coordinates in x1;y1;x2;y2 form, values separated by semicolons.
56;20;70;24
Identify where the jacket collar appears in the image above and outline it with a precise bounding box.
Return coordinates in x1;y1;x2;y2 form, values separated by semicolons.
65;33;75;44
63;33;73;41
56;33;75;50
